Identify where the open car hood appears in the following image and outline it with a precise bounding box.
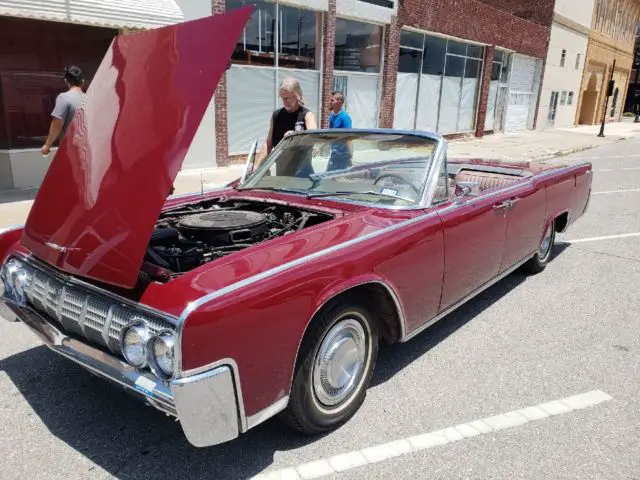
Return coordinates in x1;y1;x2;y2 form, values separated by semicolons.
21;7;252;289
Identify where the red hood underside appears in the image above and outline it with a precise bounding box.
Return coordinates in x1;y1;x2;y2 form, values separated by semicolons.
21;7;252;289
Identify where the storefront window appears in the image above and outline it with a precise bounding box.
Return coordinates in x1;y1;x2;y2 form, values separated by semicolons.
393;30;485;135
421;36;446;75
0;17;115;150
225;1;322;154
398;48;421;73
334;18;382;73
227;0;276;66
278;5;319;69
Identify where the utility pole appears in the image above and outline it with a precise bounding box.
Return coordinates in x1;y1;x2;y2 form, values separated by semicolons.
598;58;616;137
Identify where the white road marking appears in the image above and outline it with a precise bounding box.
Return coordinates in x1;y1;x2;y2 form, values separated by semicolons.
251;390;613;480
594;167;640;172
592;188;640;195
561;232;640;244
576;155;640;159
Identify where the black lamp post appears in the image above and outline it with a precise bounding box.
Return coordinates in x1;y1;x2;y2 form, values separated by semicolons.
634;54;640;123
598;59;616;137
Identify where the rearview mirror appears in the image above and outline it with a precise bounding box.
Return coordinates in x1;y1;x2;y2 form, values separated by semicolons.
455;181;481;199
240;139;259;185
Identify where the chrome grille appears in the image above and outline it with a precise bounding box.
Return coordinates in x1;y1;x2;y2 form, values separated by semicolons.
21;262;174;357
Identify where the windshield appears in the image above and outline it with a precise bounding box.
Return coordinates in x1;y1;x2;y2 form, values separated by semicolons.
239;132;439;206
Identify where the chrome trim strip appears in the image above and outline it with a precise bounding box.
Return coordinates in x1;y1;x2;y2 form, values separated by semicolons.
179;357;248;432
401;253;534;342
246;395;289;430
421;138;449;207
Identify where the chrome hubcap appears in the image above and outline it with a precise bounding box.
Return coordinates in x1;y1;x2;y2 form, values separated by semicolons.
312;318;367;407
539;224;553;258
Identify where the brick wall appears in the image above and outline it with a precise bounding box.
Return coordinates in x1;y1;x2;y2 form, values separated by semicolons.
475;46;495;137
473;0;555;27
320;0;337;128
379;15;401;128
212;0;230;166
398;0;550;59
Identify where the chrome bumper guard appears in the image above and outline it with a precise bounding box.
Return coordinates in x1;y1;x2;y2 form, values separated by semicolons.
0;299;241;448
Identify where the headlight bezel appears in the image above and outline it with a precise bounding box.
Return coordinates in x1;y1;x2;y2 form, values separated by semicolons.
2;257;28;306
119;319;152;368
146;330;175;380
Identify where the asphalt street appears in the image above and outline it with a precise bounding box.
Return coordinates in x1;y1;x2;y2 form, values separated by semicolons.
0;139;639;480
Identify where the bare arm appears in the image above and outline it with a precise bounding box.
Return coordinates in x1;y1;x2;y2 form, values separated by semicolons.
41;118;64;155
255;117;274;166
305;111;318;130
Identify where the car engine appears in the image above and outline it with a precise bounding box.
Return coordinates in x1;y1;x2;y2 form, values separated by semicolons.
143;198;334;281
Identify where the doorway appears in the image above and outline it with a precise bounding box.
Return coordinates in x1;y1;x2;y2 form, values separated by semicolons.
547;91;559;127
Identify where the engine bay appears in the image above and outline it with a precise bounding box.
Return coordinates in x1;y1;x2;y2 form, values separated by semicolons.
142;198;334;282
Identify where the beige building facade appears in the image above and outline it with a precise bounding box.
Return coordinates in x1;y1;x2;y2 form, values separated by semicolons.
576;0;640;125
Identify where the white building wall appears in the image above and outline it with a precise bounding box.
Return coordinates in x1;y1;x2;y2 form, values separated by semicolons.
536;24;589;129
554;0;596;29
174;0;218;169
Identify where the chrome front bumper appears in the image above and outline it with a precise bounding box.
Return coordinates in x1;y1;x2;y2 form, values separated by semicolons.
0;300;241;448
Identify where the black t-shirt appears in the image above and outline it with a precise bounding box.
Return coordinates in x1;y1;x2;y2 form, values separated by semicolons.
270;106;309;148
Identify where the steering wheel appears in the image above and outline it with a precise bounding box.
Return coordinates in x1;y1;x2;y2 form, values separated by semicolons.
373;173;421;195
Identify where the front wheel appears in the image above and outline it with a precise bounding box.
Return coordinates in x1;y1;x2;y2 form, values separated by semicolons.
279;296;379;435
521;221;556;274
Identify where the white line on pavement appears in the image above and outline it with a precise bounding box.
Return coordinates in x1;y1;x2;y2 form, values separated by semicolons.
561;232;640;244
251;390;613;480
594;167;640;172
592;188;640;195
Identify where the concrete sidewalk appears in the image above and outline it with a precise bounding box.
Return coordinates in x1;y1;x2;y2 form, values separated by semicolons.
1;120;638;229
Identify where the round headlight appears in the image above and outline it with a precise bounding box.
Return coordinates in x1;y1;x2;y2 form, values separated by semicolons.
3;258;26;305
11;269;27;304
148;332;175;378
121;323;150;367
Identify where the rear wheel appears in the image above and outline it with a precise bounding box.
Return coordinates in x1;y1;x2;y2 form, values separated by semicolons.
521;221;556;274
279;296;379;435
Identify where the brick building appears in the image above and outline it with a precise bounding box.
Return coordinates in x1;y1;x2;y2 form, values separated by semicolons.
208;0;551;166
0;0;183;189
575;0;640;125
535;0;595;129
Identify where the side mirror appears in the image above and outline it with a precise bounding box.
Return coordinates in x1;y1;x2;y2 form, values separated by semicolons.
455;181;481;199
240;139;259;185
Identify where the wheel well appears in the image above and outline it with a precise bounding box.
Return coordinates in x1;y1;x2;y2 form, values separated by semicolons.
554;212;569;233
312;283;403;345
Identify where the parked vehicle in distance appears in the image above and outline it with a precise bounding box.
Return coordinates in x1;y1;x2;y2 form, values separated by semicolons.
0;8;592;448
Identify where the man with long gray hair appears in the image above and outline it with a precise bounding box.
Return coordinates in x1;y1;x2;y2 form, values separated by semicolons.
255;76;317;167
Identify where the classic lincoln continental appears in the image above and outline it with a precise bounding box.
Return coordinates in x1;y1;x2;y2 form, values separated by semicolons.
0;8;592;447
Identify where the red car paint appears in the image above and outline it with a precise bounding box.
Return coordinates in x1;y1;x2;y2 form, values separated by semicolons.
20;7;252;289
0;8;593;421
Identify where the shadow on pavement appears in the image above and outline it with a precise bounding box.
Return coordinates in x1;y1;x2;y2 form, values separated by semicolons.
0;244;571;479
373;242;571;387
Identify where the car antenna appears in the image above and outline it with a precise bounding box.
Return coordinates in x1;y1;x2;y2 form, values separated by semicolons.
200;172;204;196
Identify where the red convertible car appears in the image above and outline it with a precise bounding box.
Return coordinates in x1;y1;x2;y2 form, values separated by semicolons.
0;9;592;448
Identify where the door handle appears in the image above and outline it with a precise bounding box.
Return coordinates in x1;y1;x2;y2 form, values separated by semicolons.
493;200;512;210
493;197;521;210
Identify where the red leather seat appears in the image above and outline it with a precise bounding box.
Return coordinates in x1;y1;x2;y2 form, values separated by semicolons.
453;170;520;192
